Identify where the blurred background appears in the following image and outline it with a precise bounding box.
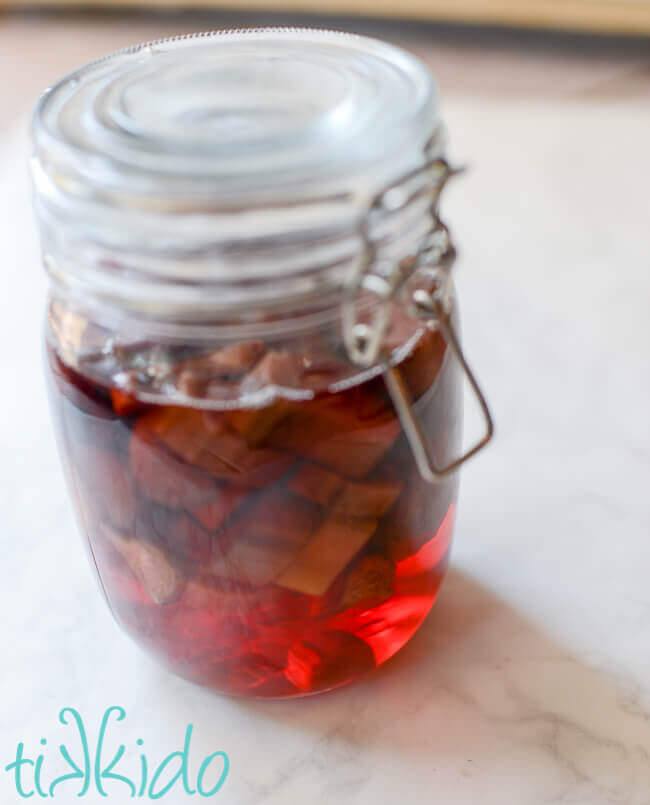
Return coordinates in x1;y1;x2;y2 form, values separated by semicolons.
4;0;650;32
2;0;650;133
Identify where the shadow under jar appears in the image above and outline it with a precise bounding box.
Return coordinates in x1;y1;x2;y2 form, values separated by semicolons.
32;29;491;697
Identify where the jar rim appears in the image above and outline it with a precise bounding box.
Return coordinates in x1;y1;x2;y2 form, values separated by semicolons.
32;28;442;321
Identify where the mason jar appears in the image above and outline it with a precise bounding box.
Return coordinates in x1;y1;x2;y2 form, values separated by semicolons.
31;28;492;697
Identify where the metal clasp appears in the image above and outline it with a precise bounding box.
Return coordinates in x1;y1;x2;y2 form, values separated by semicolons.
343;156;494;482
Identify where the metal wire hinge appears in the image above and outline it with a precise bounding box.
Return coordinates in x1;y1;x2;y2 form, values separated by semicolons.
343;156;494;483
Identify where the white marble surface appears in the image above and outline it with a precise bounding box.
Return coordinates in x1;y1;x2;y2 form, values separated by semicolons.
1;15;649;804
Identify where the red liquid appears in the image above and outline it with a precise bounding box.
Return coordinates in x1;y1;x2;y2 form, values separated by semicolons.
46;327;459;697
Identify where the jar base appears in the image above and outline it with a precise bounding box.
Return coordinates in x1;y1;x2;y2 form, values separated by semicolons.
114;539;452;699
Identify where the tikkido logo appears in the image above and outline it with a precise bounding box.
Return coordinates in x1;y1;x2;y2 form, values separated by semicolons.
4;707;230;799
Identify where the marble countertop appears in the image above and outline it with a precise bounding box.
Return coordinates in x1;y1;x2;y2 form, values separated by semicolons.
1;14;649;804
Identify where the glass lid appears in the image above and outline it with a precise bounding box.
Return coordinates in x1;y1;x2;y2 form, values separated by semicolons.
31;29;443;325
33;28;439;208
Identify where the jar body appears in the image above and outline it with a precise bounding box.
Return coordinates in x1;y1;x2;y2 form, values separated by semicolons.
44;299;462;697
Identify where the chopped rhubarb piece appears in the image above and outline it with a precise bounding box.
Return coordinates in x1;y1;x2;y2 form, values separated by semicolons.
176;340;265;396
135;504;172;549
269;398;401;479
276;516;378;596
305;428;399;479
285;630;375;693
155;511;212;564
75;444;135;530
226;351;302;444
240;350;302;394
137;407;209;462
331;479;403;519
130;422;218;509
212;540;298;586
197;431;293;487
210;340;266;373
226;489;319;548
189;485;248;532
200;410;226;435
228;400;291;447
134;406;292;487
288;462;344;506
181;517;214;564
104;525;185;605
110;388;145;417
339;555;395;611
205;490;318;586
376;476;456;562
182;576;260;615
267;379;401;478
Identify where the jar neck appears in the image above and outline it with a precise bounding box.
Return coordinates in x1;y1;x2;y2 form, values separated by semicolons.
43;155;459;411
37;153;442;344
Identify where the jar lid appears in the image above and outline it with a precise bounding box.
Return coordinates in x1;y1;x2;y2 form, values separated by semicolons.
32;28;442;323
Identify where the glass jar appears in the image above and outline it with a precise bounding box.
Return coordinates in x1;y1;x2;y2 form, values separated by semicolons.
31;29;492;697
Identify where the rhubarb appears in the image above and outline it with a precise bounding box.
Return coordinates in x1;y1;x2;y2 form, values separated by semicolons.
104;525;185;605
276;516;378;596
